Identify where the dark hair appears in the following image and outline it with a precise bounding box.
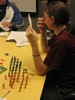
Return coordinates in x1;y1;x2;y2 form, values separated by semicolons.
46;1;75;35
47;0;67;5
46;1;69;26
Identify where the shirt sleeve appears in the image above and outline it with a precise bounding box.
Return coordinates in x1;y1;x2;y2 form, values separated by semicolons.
11;4;24;29
44;40;67;71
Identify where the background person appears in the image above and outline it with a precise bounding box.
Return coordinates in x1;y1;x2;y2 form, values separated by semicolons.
0;0;24;31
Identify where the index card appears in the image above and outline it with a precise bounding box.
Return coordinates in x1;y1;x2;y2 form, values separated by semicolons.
28;13;32;28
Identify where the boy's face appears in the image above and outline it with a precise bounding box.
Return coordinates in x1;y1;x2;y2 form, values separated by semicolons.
44;11;54;30
0;0;6;5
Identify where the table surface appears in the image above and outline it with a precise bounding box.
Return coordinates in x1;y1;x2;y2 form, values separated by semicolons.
0;33;46;100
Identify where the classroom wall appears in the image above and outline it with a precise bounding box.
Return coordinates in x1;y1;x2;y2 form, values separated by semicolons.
9;0;37;13
19;0;73;32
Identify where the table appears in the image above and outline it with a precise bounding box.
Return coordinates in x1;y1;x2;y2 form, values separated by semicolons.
0;33;46;100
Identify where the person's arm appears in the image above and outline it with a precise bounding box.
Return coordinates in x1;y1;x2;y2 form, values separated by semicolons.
37;17;50;53
26;27;48;75
11;4;24;29
32;44;48;75
41;30;50;53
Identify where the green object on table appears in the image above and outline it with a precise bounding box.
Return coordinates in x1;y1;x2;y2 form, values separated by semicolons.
0;66;7;74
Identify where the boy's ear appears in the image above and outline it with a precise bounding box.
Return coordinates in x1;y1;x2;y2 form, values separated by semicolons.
50;16;55;23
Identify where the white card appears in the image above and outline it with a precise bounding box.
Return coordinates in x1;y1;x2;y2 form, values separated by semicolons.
28;13;32;28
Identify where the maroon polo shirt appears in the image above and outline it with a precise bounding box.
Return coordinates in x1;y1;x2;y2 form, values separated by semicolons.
44;28;75;83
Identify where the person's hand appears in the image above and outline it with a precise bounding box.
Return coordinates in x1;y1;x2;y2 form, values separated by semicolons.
26;26;38;46
37;17;46;32
1;22;13;28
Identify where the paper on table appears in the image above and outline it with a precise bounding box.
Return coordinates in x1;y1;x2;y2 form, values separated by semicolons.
0;32;9;37
28;13;32;28
16;42;29;46
6;31;29;46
